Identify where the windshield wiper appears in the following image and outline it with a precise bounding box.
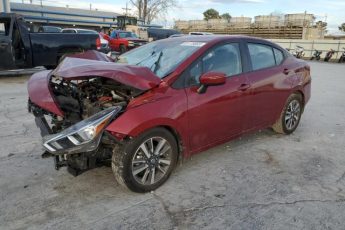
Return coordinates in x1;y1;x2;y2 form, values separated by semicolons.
152;51;163;73
135;51;157;66
134;51;163;73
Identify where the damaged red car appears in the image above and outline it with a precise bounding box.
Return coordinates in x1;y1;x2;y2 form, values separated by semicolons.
27;36;311;193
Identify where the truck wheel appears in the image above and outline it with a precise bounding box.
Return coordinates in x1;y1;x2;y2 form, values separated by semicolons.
120;44;127;54
272;93;303;135
112;128;178;193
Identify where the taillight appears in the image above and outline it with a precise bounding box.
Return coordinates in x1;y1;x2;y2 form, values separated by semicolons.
96;37;101;50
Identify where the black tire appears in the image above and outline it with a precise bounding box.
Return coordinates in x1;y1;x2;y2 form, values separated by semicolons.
119;44;127;54
272;93;303;135
44;65;55;70
112;128;178;193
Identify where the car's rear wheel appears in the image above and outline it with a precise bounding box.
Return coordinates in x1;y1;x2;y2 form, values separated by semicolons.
112;128;178;193
272;93;303;134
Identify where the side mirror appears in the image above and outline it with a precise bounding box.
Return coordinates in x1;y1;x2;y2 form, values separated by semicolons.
198;72;226;94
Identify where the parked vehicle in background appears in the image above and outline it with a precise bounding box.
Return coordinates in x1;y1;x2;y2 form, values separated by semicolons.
292;45;304;59
27;35;311;193
62;28;110;54
101;30;147;53
37;26;62;33
189;32;214;35
310;49;322;61
147;28;181;40
61;28;97;34
0;13;101;70
324;49;335;62
338;48;345;63
169;34;185;38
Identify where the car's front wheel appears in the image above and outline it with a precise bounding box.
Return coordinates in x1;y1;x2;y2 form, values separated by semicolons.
112;128;178;193
272;93;303;134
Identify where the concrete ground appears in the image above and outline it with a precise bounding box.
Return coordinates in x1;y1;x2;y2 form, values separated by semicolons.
0;62;345;230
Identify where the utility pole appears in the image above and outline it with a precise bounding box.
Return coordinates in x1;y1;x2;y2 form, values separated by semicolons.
1;0;11;12
122;2;131;16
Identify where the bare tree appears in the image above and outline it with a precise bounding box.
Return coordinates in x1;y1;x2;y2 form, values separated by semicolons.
130;0;176;24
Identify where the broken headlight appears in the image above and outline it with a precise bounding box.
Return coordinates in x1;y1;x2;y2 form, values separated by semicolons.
43;106;121;154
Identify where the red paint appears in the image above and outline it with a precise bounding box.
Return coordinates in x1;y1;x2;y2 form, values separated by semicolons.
64;50;114;62
52;57;161;91
100;31;146;52
27;70;64;116
200;72;226;85
29;35;311;158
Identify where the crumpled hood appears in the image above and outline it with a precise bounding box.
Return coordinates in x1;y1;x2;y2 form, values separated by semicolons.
52;57;161;91
28;52;162;116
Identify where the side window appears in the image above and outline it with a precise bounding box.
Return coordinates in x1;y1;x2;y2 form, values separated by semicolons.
248;43;275;71
188;43;242;85
273;48;284;65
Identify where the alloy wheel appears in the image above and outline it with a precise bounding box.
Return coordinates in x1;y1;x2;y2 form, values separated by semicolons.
284;99;301;130
131;137;172;185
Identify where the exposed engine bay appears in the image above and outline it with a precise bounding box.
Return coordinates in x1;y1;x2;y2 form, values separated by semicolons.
27;54;162;177
29;75;143;176
50;76;142;131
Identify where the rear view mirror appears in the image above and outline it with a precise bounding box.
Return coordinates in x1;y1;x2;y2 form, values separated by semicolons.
198;72;226;94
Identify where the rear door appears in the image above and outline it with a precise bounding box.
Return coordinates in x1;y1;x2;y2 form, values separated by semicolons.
244;42;292;129
184;42;251;152
0;16;15;70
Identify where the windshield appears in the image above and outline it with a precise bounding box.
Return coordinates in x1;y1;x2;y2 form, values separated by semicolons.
118;32;138;38
118;40;205;78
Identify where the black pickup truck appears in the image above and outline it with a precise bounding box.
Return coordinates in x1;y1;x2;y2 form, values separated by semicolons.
0;13;100;70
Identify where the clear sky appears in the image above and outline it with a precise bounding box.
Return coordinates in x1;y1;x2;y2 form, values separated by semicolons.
14;0;345;33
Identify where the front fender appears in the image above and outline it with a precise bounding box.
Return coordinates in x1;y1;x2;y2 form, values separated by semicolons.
105;87;190;154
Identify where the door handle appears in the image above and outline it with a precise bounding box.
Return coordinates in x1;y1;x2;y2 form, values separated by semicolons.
283;68;290;75
238;83;250;91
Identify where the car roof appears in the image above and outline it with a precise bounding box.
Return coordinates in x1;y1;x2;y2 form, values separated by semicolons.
167;35;281;49
167;35;253;42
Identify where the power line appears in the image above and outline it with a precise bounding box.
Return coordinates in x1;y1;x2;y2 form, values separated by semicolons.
122;2;131;16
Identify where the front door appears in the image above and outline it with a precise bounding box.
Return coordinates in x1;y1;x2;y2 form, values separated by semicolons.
185;43;251;152
0;17;15;70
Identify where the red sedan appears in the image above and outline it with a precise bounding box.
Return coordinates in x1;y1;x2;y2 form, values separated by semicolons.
27;35;311;192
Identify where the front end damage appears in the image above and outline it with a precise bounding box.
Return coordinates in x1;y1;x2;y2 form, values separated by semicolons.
27;54;161;175
29;102;123;175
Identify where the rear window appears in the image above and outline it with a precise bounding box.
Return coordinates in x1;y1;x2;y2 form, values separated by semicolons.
248;43;276;71
62;30;75;33
77;30;98;34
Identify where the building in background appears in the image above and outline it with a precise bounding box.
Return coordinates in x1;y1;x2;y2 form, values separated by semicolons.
175;12;327;40
9;2;121;33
